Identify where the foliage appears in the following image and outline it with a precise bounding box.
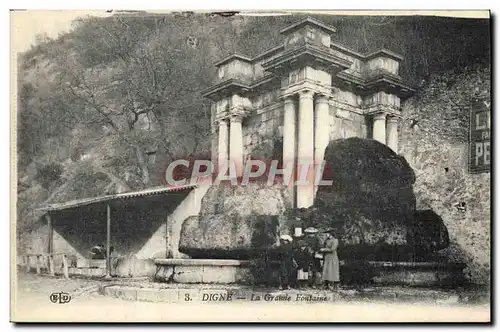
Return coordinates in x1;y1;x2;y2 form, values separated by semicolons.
35;163;64;189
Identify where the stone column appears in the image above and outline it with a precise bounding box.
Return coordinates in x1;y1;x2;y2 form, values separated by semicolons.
282;96;296;198
217;119;229;173
372;112;387;145
210;105;218;166
386;116;399;153
229;115;244;177
297;90;315;208
314;94;330;195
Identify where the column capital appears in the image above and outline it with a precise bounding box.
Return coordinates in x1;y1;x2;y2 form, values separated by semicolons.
230;115;243;123
283;96;295;106
315;94;330;105
298;89;314;100
216;118;229;126
387;115;399;124
373;112;387;121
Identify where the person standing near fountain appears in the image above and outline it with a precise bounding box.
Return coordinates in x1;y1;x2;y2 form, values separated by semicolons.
320;229;340;291
303;227;322;288
294;239;311;289
277;235;296;290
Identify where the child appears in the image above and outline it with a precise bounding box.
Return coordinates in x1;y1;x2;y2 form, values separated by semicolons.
277;235;295;290
294;239;311;289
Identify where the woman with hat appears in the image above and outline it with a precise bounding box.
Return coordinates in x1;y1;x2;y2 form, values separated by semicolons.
277;234;296;290
319;228;340;291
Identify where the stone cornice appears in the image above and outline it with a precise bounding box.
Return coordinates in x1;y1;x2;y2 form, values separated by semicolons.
280;79;333;100
261;44;352;74
203;75;282;102
250;74;280;92
214;54;252;67
279;16;337;35
329;41;404;62
335;71;415;99
329;99;364;115
214;105;251;122
365;74;415;98
202;79;251;101
252;44;285;63
363;104;402;117
364;49;404;61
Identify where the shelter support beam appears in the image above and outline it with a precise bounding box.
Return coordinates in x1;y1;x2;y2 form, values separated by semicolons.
106;204;111;279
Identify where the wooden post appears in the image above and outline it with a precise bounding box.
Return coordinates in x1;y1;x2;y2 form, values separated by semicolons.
46;213;54;274
105;204;111;278
49;254;55;276
62;254;69;279
25;255;30;273
35;255;41;275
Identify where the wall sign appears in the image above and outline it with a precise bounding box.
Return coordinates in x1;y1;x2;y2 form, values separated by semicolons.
468;96;491;173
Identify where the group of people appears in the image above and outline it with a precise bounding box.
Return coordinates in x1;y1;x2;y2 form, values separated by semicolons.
276;227;340;291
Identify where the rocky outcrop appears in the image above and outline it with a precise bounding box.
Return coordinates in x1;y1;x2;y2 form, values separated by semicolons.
178;182;292;259
399;67;490;284
317;137;416;221
309;137;449;261
199;182;291;217
179;214;280;259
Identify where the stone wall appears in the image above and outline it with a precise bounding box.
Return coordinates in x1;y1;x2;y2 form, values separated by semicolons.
166;183;211;258
329;106;367;141
243;103;283;160
399;66;491;285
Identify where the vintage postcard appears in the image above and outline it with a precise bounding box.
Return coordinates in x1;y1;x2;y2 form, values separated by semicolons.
10;9;491;323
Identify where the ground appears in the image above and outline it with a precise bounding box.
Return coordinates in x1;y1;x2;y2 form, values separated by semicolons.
12;270;491;323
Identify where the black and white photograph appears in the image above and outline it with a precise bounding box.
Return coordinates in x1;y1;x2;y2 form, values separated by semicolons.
10;9;491;323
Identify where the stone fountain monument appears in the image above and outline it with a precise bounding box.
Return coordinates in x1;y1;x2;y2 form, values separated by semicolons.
154;17;465;287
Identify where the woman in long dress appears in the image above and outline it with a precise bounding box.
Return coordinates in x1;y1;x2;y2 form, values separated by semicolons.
320;229;340;290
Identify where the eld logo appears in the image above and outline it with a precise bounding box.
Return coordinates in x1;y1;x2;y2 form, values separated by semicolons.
49;292;72;304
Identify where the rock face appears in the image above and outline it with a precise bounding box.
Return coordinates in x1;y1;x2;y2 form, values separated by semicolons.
399;67;490;284
179;182;291;259
313;137;449;261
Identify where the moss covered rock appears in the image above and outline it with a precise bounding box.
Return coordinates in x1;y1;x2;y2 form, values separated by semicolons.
312;137;449;261
179;182;292;258
179;214;281;259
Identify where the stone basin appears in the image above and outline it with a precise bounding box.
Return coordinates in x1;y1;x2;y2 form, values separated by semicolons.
343;261;467;287
154;258;466;287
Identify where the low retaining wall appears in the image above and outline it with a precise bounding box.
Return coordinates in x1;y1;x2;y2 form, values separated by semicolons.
68;267;106;277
